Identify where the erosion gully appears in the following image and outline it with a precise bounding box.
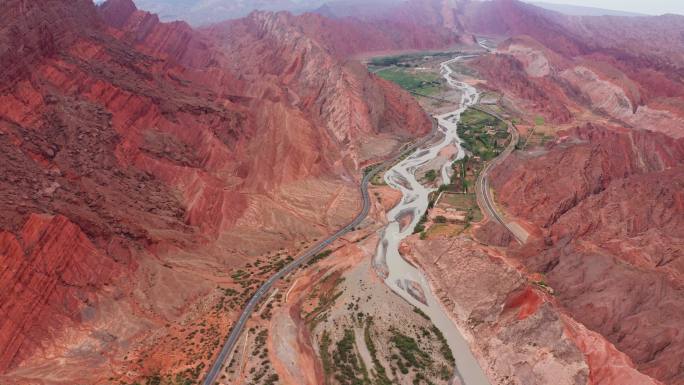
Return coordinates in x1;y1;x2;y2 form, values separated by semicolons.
373;55;490;385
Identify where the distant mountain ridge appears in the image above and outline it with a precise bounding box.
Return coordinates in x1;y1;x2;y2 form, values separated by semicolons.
529;1;647;17
132;0;328;25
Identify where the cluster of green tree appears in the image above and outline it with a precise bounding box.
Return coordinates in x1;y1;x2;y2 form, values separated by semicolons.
430;326;454;363
413;212;429;234
364;318;393;385
329;329;371;385
390;329;433;374
457;109;509;161
307;249;333;266
370;56;403;66
424;169;437;182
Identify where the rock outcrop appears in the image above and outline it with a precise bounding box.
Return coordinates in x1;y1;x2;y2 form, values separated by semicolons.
0;214;120;372
406;237;593;385
490;124;684;384
471;52;574;124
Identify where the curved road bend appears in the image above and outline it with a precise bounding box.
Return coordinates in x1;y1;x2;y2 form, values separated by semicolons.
201;119;438;385
472;106;524;244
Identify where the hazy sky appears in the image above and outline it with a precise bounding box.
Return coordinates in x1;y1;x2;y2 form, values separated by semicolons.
532;0;684;15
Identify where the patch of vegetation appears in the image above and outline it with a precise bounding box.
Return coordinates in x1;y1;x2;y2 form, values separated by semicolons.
369;56;405;67
125;373;196;385
129;369;201;385
325;329;371;385
254;329;268;354
390;329;433;370
434;215;447;223
320;331;333;384
368;51;455;68
239;327;278;384
424;169;437;182
307;249;333;266
532;277;555;295
534;116;545;126
438;364;452;381
304;274;345;329
457;108;509;161
263;373;279;385
363;318;392;385
364;164;380;176
413;212;429;234
452;155;470;192
231;269;249;281
430;326;454;363
377;67;443;96
215;286;241;312
413;307;430;321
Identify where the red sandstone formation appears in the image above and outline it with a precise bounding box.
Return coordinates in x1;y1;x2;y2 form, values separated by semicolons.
0;214;121;372
470;52;574;123
490;124;684;384
0;0;443;382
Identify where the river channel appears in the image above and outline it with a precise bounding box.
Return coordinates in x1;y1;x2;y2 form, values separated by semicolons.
373;55;490;385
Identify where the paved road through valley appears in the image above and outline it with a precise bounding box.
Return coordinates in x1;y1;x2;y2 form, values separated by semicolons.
200;120;437;385
472;106;525;244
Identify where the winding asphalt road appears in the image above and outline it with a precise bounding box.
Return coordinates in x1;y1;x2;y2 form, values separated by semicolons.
472;106;525;244
200;120;437;385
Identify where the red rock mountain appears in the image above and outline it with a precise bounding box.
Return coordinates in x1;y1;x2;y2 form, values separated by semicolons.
445;1;683;384
460;3;684;384
0;0;451;382
490;123;684;385
2;0;683;384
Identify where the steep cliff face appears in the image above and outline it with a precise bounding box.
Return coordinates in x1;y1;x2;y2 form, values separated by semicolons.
102;3;434;190
471;52;574;124
0;215;121;372
204;11;433;174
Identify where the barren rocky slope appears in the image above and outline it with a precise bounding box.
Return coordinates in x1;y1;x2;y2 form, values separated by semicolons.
463;3;684;384
0;0;447;383
489;124;684;384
